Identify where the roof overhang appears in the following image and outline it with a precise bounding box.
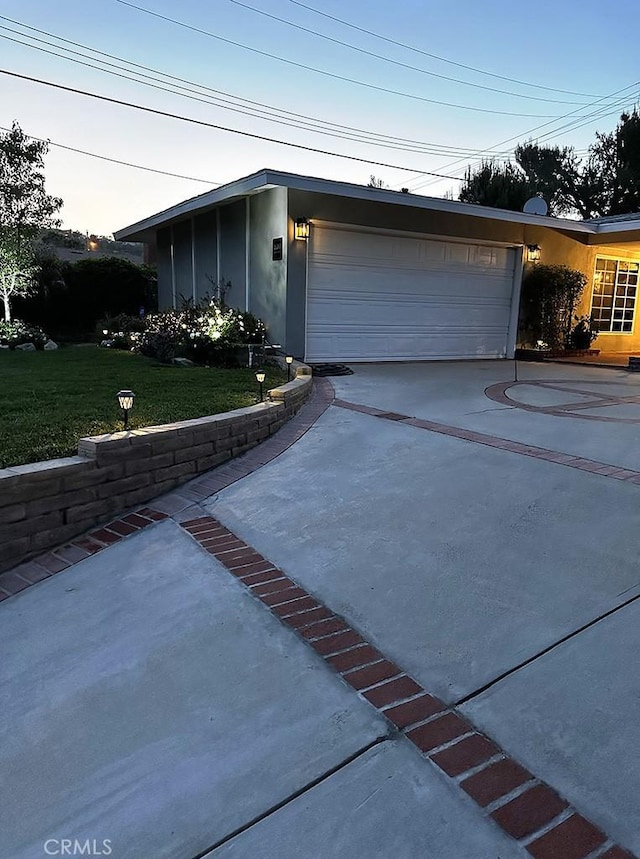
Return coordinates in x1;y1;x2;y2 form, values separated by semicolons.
114;168;640;244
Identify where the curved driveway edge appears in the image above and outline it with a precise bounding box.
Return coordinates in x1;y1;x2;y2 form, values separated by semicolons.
0;378;334;602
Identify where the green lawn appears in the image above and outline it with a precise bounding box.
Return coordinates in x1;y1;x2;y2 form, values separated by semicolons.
0;346;287;468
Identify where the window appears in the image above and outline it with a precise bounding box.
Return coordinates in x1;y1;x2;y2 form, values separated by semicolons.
590;257;638;333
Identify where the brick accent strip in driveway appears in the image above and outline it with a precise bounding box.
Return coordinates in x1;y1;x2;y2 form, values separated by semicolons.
180;513;635;859
333;398;640;483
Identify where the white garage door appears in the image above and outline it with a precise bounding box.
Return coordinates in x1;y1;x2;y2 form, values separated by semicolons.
306;226;518;361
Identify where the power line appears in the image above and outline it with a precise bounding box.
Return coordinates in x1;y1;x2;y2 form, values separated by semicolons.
405;81;640;193
114;0;560;119
287;0;602;99
0;125;219;183
0;21;517;158
0;68;468;179
228;0;588;106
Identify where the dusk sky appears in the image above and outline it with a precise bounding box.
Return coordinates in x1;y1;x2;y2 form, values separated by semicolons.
1;0;638;235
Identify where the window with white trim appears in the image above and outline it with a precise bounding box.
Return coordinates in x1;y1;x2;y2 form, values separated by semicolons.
590;257;638;333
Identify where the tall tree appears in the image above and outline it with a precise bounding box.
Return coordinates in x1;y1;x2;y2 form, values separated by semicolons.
0;122;62;321
459;161;535;212
458;111;640;219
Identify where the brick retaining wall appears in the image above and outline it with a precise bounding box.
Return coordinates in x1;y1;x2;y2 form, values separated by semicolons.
0;367;312;572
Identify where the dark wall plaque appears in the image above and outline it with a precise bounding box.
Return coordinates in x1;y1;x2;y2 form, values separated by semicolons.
272;237;283;261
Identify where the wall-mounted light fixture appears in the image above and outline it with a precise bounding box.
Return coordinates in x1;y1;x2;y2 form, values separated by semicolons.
285;354;294;382
255;370;266;402
527;244;541;263
117;389;135;430
294;218;310;241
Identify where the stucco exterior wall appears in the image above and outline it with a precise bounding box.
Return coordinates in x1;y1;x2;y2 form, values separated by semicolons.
219;199;247;311
172;220;193;306
193;211;218;302
249;187;288;348
523;230;640;352
156;227;173;310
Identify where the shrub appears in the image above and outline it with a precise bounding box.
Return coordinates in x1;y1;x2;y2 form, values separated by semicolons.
136;299;267;365
519;264;588;350
567;315;599;350
0;319;48;349
14;256;157;341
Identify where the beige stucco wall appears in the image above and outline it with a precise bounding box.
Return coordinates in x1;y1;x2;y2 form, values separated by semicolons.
530;231;640;352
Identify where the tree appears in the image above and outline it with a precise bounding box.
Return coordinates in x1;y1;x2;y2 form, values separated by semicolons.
459;161;536;212
0;122;62;321
458;111;640;219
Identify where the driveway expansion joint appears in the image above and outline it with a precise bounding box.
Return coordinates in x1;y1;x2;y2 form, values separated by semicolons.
179;512;636;859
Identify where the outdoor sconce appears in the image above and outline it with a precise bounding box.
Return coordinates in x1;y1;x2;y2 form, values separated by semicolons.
527;244;541;263
255;371;266;402
285;354;294;381
294;218;310;240
117;389;135;430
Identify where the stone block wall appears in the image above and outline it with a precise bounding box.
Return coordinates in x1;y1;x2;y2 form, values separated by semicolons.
0;368;312;572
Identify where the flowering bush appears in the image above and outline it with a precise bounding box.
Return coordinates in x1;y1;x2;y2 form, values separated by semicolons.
98;313;146;350
0;319;49;349
136;299;267;364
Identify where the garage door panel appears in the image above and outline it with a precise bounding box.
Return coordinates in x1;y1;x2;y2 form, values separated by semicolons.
308;330;510;361
308;293;511;327
306;227;516;362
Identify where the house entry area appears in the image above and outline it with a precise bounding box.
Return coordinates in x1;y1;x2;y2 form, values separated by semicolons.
305;225;519;362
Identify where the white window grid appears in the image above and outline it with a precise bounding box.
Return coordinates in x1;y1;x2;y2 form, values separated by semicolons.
590;257;639;333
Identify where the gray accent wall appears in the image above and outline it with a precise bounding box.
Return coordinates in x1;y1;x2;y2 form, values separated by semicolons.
172;220;193;307
249;187;288;348
156;227;173;310
193;211;218;302
219;199;247;311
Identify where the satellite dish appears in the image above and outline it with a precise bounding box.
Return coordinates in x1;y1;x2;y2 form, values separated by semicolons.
523;197;548;216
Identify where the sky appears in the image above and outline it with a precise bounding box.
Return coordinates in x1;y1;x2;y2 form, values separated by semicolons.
1;0;639;236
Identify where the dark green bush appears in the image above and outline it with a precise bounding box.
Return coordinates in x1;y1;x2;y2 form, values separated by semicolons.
519;264;588;350
567;315;599;350
14;256;157;340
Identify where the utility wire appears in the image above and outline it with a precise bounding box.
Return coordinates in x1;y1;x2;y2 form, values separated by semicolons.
0;68;468;179
287;0;602;99
0;125;220;183
405;81;640;193
0;22;517;158
228;0;588;106
114;0;560;119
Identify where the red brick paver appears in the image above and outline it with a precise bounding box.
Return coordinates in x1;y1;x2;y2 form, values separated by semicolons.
178;512;637;858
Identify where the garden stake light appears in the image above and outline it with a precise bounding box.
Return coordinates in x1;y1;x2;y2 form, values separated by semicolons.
255;370;266;402
117;389;135;430
285;354;293;381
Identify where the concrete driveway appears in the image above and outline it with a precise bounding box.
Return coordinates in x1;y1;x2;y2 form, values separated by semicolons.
2;360;640;857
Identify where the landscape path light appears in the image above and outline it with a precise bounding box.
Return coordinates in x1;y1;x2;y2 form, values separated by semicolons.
285;354;294;381
117;389;135;430
255;370;266;402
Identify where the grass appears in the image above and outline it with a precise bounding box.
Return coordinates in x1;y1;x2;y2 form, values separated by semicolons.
0;346;287;468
